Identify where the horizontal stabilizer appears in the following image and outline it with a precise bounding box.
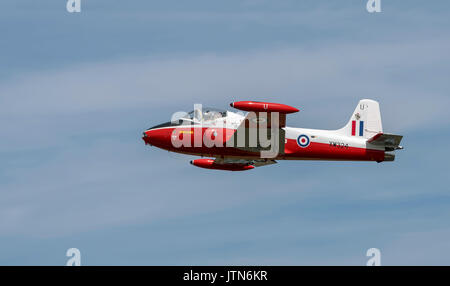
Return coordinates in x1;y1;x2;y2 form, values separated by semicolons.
367;132;403;151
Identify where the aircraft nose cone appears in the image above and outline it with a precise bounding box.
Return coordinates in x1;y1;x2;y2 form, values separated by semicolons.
142;128;170;147
142;130;153;145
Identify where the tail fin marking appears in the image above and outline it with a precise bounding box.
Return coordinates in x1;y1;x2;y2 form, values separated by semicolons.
337;99;382;139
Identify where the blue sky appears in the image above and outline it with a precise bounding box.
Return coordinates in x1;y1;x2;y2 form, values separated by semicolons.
0;0;449;265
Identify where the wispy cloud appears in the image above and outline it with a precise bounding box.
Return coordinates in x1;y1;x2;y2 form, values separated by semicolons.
1;37;449;135
1;37;449;238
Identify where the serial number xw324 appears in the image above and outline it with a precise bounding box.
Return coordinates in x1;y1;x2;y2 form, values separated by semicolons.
329;141;349;148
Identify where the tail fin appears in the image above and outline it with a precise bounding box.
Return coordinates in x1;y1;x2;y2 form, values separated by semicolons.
337;99;383;139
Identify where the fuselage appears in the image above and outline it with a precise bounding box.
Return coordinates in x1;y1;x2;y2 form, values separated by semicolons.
142;110;387;162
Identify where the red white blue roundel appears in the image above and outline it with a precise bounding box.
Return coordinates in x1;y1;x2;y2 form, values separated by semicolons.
297;134;310;148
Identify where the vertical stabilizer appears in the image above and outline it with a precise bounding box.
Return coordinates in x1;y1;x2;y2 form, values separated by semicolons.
337;99;383;139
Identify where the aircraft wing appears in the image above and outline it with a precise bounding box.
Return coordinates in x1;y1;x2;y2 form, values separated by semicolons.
227;101;299;156
215;157;277;167
367;132;404;151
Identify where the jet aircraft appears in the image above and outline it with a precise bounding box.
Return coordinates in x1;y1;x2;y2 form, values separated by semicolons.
142;99;403;171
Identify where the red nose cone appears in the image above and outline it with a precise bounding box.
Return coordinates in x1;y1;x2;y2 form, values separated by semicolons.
142;129;170;147
142;130;151;145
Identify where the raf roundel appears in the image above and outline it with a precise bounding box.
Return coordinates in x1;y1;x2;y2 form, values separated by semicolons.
297;134;310;148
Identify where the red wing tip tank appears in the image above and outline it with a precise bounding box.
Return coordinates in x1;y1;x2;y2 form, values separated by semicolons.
190;159;255;171
230;101;300;113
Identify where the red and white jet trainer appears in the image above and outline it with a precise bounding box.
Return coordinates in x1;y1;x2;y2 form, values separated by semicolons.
142;99;403;171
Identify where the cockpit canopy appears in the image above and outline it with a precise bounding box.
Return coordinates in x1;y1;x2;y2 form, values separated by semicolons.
183;107;227;123
147;107;227;130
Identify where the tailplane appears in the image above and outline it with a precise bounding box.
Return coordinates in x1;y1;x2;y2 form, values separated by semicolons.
367;132;403;152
